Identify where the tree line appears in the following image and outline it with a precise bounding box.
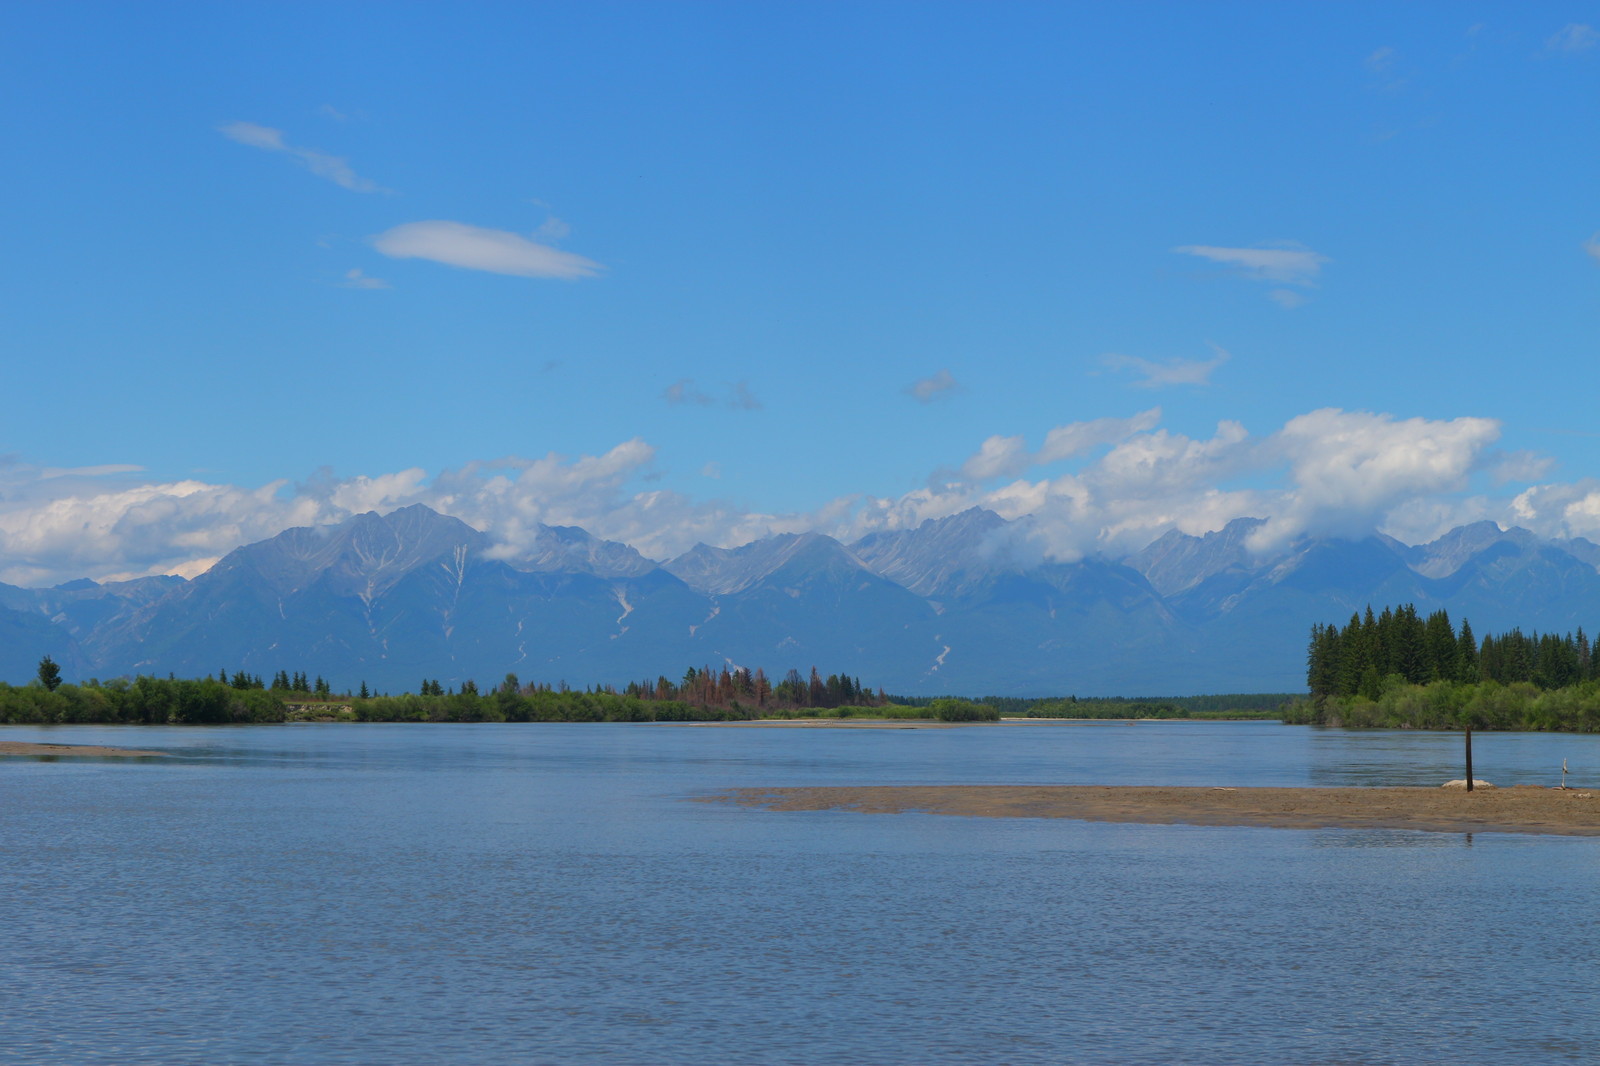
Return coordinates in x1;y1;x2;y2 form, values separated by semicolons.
620;665;883;711
1306;603;1600;699
1293;604;1600;732
0;659;894;725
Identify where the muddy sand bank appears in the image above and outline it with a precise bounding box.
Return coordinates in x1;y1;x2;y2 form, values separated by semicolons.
0;740;170;758
706;784;1600;836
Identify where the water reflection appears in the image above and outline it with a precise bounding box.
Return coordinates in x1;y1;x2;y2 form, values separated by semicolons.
1309;828;1476;849
1307;727;1600;789
5;721;1600;1065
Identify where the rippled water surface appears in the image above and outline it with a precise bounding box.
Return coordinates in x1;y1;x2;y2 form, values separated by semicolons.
3;721;1599;1064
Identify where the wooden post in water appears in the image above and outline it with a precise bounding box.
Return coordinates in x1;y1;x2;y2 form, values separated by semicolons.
1465;726;1473;792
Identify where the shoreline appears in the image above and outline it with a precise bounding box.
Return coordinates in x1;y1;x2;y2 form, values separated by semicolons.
705;784;1600;836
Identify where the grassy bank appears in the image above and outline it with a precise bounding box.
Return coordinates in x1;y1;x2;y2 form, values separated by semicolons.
1284;678;1600;733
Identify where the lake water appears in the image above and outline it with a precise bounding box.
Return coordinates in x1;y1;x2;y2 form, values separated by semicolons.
3;720;1599;1065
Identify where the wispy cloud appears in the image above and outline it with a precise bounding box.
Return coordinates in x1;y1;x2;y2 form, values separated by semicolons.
536;215;572;242
663;379;713;406
1102;345;1229;389
1174;242;1328;306
1037;410;1162;464
1548;24;1598;52
729;381;763;411
945;410;1164;484
1585;233;1600;263
1174;243;1328;286
372;220;600;280
1364;46;1407;91
339;268;390;290
904;369;963;403
663;379;762;410
218;121;389;194
1489;450;1555;485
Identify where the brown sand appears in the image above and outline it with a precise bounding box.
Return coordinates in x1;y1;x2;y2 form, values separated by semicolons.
0;740;169;758
705;784;1600;836
666;719;960;729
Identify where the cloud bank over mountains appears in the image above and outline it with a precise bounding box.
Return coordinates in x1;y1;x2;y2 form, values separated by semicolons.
3;407;1595;588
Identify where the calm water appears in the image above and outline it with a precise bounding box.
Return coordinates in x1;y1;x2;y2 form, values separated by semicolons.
3;721;1599;1065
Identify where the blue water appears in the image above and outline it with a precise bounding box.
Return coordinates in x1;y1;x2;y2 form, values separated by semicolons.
3;721;1599;1064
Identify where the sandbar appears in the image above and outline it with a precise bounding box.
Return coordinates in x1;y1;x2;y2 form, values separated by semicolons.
668;719;959;729
706;784;1600;836
0;740;169;758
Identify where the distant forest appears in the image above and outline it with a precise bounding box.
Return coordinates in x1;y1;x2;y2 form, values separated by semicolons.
898;692;1291;720
1292;605;1600;732
0;660;1007;726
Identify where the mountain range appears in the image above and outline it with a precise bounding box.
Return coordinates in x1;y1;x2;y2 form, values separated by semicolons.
7;504;1600;696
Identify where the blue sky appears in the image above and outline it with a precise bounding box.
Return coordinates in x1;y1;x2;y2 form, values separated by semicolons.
2;3;1598;585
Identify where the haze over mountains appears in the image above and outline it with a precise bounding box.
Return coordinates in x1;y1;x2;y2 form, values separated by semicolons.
6;504;1600;697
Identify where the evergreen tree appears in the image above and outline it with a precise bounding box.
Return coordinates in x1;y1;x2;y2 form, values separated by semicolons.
1307;623;1340;697
36;655;62;692
1392;604;1426;684
1423;609;1456;682
1456;619;1478;683
1336;611;1367;697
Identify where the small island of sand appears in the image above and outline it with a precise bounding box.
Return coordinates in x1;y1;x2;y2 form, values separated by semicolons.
0;740;170;758
705;784;1600;836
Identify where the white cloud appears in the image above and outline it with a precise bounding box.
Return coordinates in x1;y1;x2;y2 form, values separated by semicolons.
0;462;326;587
1249;409;1500;551
372;221;601;279
1585;233;1600;263
905;369;963;402
1503;481;1600;541
339;268;390;290
960;435;1030;481
1102;345;1229;388
218;121;388;193
1174;243;1329;287
1548;24;1598;52
840;409;1522;564
0;410;1573;588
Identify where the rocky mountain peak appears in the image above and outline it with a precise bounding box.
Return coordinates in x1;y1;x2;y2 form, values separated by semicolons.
1125;517;1266;597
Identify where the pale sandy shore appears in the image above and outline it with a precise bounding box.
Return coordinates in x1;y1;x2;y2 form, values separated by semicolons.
666;718;1138;729
0;740;169;758
705;784;1600;836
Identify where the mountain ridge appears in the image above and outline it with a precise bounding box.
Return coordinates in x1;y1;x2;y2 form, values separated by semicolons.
7;505;1600;696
